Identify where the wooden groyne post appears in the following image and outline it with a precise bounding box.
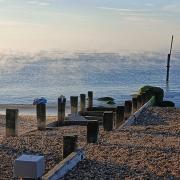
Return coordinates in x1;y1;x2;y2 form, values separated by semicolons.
87;120;99;143
63;134;78;158
146;91;152;102
124;100;132;120
132;97;138;113
80;94;86;115
58;96;66;124
137;95;142;109
103;111;114;131
6;109;18;137
116;106;124;128
141;93;146;106
37;104;46;130
88;91;93;109
166;35;174;82
70;96;78;114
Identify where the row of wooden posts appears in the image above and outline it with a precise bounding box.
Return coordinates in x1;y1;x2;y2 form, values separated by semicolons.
63;91;152;158
5;90;152;135
5;91;152;159
5;91;93;137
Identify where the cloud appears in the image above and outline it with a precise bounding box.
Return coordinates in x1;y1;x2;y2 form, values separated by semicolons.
0;20;47;28
146;3;154;7
97;6;147;13
96;6;158;17
97;5;175;24
123;16;145;22
27;0;51;6
161;4;180;13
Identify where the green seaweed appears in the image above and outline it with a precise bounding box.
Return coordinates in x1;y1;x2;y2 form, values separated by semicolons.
158;101;175;107
106;100;116;105
139;85;164;105
97;97;114;102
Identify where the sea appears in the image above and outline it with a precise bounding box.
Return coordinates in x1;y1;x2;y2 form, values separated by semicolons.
0;50;179;115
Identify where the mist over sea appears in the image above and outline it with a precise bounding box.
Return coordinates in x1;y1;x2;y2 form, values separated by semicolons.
0;50;180;110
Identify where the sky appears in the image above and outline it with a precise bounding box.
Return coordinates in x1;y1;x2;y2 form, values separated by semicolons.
0;0;180;52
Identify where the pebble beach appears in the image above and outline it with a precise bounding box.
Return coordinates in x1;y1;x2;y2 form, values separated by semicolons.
0;107;180;179
63;107;180;179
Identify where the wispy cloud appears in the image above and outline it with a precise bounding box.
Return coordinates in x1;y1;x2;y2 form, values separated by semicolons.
0;20;47;28
161;4;180;13
27;0;51;6
97;6;147;13
145;3;154;7
123;16;145;22
97;6;167;23
124;16;165;23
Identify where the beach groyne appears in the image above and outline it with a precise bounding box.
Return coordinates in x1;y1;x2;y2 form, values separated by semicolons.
1;86;178;179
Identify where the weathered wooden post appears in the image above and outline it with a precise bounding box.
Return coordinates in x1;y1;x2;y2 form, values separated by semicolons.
37;104;46;131
70;96;78;114
124;100;132;120
80;94;86;115
103;111;114;131
146;90;152;101
137;95;142;109
166;54;171;83
63;134;78;158
166;35;174;83
58;96;66;124
87;120;99;143
6;109;18;137
88;91;93;109
132;97;138;114
144;92;150;103
116;106;124;128
140;93;146;105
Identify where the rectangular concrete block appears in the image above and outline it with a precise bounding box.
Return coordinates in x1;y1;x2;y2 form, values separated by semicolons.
14;154;45;178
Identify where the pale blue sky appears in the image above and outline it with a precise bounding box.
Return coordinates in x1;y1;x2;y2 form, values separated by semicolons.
0;0;180;51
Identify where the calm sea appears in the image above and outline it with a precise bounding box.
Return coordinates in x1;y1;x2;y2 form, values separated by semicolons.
0;50;179;110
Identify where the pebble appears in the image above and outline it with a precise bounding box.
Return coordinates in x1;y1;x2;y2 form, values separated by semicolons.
0;107;180;179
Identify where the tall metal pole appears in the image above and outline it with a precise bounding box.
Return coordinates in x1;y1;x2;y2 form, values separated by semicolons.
166;35;174;82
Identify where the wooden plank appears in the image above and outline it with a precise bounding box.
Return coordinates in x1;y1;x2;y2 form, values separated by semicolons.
68;114;87;121
84;116;103;121
42;149;85;180
83;111;104;116
86;107;117;112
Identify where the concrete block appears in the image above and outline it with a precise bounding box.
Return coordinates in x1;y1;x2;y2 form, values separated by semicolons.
14;154;45;178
